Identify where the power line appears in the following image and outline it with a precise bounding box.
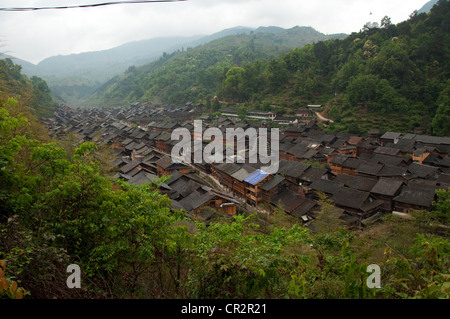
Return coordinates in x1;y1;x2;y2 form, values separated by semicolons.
0;0;187;12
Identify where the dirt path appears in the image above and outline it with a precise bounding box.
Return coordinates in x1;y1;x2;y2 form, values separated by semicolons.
315;111;334;123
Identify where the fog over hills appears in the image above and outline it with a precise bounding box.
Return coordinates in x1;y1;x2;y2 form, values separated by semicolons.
13;25;345;82
418;0;439;13
4;0;437;106
5;25;346;106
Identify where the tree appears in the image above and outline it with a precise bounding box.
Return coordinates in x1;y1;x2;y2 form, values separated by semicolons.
362;21;380;32
381;16;392;28
237;106;247;121
432;80;450;136
346;74;380;109
223;67;246;101
267;59;288;93
186;214;310;298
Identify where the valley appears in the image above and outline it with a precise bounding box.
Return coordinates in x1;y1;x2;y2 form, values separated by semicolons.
0;0;448;303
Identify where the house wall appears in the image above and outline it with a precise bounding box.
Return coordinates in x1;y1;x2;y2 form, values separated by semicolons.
394;202;430;213
372;194;395;211
156;140;168;153
341;167;358;176
330;164;342;175
412;152;430;164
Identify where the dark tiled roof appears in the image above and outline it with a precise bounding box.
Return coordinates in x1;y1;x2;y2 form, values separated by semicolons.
291;199;317;218
330;139;347;148
342;158;363;169
127;172;158;186
120;159;142;174
370;178;404;196
300;167;328;183
330;155;348;165
177;191;215;212
309;179;342;195
381;132;402;140
170;179;202;198
391;139;416;153
393;184;438;208
407;163;439;179
286;144;308;158
156;156;173;170
357;161;384;176
332;187;370;210
270;190;308;214
231;165;257;182
333;174;377;192
414;135;450;145
348;136;363;145
377;165;408;177
372;154;408;166
437;174;450;186
278;160;311;179
166;171;184;185
438;156;450;168
260;175;285;191
374;146;401;156
215;163;241;175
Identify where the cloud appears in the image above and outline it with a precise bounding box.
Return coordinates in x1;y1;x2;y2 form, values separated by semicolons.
0;0;429;64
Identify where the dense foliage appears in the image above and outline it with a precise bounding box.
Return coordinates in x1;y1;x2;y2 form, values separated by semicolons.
89;27;346;107
214;0;450;136
1;58;449;299
0;58;56;118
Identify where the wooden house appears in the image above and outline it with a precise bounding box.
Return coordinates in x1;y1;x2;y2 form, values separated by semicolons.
155;155;190;177
329;154;348;175
308;179;342;199
277;160;311;191
259;175;289;203
283;126;306;138
393;184;438;213
211;162;241;191
380;132;402;146
370;178;404;211
242;169;271;207
230;164;257;199
333;174;378;193
176;186;239;217
155;133;172;153
331;187;384;219
270;190;317;222
337;145;357;157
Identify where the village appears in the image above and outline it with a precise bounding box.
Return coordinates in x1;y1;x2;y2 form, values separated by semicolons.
43;102;450;231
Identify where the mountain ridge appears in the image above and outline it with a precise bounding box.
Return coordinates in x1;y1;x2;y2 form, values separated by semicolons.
418;0;439;14
87;25;348;107
13;25;346;81
7;25;346;106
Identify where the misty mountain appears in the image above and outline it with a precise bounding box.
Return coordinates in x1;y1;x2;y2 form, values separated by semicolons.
418;0;440;14
18;35;205;81
8;25;346;106
88;25;348;107
16;25;344;83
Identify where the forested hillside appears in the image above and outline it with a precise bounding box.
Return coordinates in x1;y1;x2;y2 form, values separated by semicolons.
0;58;56;118
215;0;450;136
92;0;449;137
89;26;346;107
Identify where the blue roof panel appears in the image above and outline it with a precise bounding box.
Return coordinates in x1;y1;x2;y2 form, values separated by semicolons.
244;170;269;185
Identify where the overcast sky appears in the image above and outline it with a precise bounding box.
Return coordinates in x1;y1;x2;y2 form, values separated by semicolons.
0;0;429;64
